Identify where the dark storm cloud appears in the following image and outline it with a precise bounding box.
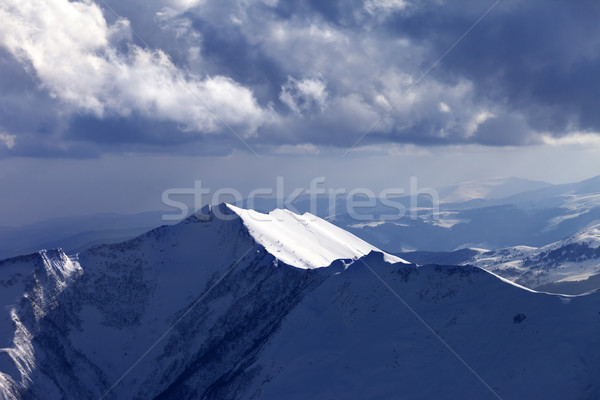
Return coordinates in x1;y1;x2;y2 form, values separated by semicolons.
0;0;598;158
395;0;600;135
187;17;289;107
0;50;73;158
63;113;241;156
473;115;533;146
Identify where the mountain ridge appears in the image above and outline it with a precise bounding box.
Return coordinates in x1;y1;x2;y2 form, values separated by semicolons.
0;204;599;399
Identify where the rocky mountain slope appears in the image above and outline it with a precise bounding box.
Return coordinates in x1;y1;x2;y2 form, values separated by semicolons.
0;204;598;399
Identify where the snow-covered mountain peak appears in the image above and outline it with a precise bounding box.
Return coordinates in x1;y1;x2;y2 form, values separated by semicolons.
1;204;600;399
225;203;407;269
568;223;600;249
465;222;600;294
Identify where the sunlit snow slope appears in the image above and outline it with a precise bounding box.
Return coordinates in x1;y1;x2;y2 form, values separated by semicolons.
226;204;406;268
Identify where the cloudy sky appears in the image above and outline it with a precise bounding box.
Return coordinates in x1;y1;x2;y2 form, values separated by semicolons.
1;0;599;225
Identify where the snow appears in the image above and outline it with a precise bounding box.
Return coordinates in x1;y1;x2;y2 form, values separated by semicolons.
348;221;385;229
570;223;600;249
545;210;589;230
1;203;600;399
226;204;407;269
431;218;469;229
466;223;600;293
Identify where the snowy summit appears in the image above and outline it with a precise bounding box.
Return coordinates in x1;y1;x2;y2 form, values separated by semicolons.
224;204;407;269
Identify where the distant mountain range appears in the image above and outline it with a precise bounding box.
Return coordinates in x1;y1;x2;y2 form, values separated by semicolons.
2;175;599;260
1;174;599;295
470;223;600;295
398;223;600;295
437;176;552;204
1;204;599;399
0;211;171;260
336;174;600;252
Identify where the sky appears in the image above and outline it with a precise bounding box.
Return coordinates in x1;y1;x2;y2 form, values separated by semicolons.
0;0;599;225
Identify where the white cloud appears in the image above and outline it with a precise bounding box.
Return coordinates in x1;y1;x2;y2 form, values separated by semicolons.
0;133;16;149
439;102;451;113
2;0;590;155
280;77;328;115
541;132;600;147
364;0;408;15
466;111;496;137
0;0;270;137
169;0;206;12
